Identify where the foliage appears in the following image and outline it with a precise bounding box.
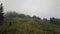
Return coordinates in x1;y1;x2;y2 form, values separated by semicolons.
4;11;31;18
50;17;60;26
0;3;4;25
0;18;60;34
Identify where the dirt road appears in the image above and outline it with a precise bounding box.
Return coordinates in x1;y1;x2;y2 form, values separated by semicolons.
22;20;32;34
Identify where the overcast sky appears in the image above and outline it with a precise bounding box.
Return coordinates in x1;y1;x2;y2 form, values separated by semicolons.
0;0;60;19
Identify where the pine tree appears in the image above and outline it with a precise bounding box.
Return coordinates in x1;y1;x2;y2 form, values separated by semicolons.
0;3;4;25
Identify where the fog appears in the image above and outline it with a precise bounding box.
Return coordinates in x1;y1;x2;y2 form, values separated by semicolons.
0;0;60;19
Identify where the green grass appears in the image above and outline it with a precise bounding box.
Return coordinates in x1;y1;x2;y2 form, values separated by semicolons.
0;18;60;34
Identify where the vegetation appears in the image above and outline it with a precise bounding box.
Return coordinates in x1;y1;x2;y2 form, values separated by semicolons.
0;3;60;34
50;17;60;26
0;3;4;25
0;17;60;34
4;11;31;18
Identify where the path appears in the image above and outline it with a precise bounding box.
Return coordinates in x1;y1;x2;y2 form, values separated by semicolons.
22;20;32;34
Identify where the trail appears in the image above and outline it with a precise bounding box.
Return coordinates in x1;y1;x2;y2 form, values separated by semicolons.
22;20;32;34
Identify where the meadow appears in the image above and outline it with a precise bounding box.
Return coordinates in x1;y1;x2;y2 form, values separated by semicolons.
0;18;60;34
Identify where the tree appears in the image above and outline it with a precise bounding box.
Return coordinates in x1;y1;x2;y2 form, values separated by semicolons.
50;17;60;26
0;3;4;25
50;17;55;24
4;11;19;18
43;18;48;21
32;16;41;20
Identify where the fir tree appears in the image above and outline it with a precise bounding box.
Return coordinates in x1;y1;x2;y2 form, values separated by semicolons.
0;3;4;25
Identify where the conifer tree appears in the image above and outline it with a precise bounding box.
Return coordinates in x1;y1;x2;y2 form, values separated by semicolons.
0;3;4;25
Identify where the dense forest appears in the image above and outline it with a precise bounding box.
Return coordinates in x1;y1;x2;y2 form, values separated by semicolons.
0;3;60;34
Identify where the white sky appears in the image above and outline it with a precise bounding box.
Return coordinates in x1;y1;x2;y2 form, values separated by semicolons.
0;0;60;19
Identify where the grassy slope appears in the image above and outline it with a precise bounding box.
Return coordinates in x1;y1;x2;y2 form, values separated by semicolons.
0;18;60;34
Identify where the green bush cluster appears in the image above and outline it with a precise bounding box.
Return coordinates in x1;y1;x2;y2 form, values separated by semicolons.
0;18;60;34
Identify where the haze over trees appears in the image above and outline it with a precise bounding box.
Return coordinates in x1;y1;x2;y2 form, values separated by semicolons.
4;11;31;18
0;3;60;34
50;17;60;26
4;11;60;26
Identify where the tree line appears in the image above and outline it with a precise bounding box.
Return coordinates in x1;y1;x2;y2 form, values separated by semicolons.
50;17;60;26
4;11;60;26
0;3;60;26
4;11;31;18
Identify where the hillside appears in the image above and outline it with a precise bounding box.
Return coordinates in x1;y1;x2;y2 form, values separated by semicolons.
0;18;60;34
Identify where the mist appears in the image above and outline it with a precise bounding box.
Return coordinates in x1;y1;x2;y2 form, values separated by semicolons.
0;0;60;19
